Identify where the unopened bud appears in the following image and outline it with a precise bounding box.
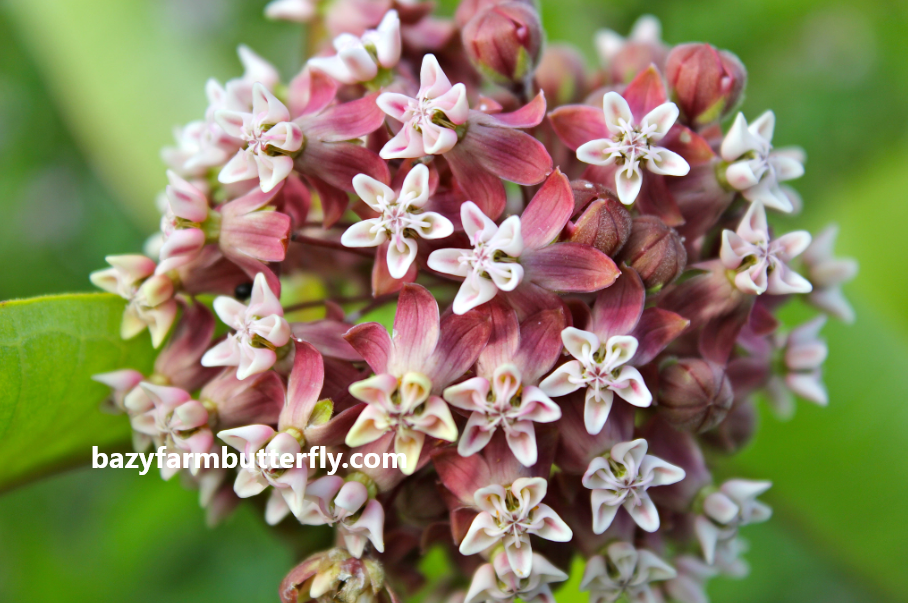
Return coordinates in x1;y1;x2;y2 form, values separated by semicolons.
462;2;543;85
659;358;733;433
701;399;757;454
666;43;746;128
535;43;588;106
567;183;632;257
617;215;687;290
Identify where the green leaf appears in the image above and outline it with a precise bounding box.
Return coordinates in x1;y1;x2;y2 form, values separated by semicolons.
0;293;155;492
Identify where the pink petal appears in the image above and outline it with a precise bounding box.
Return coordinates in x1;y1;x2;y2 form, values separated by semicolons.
344;322;391;374
454;118;552;186
625;494;660;532
590;267;645;341
590;490;620;534
584;389;614;435
458;412;496;457
389;284;440;375
376;92;413;122
520;169;573;251
539;361;584;398
419;54;454;100
622;66;668;119
641;102;680;139
279;341;325;431
615;167;643;205
424;307;492;387
547;104;608;151
522;243;619;293
648;148;690;177
601;92;633;133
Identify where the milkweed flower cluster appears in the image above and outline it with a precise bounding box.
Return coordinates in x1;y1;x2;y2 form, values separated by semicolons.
90;5;857;603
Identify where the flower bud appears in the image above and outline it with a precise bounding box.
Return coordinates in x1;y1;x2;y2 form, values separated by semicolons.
700;399;757;454
658;358;733;433
461;2;543;85
617;216;687;290
666;43;746;128
566;183;633;257
280;548;387;603
535;43;588;106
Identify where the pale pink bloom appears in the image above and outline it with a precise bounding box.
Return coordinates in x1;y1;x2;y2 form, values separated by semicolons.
346;371;458;475
663;555;718;603
765;316;828;417
90;255;178;348
595;15;662;67
582;439;685;534
802;224;858;323
465;551;568;603
695;479;771;564
541;328;650;433
157;170;209;274
459;477;572;579
445;363;560;467
344;285;491;476
341;164;453;278
264;0;318;23
576;91;689;205
720;111;805;213
217;83;304;192
581;542;676;603
161;120;233;179
297;476;385;557
92;369;144;414
218;424;309;525
720;201;813;295
377;54;469;158
427;201;524;314
201;272;291;380
130;383;213;477
309;10;401;84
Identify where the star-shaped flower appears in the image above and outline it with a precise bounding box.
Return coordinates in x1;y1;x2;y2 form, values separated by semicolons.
309;10;401;85
581;542;676;603
720;110;805;213
764;316;828;417
218;424;309;525
216;83;304;192
341;164;453;278
582;438;685;534
577;91;689;205
459;477;572;579
465;550;568;603
719;201;812;295
201;272;291;380
427;201;524;314
695;478;771;564
802;224;858;323
377;54;469;158
297;476;385;558
157;170;210;274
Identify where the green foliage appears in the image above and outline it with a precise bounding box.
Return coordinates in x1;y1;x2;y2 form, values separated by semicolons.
0;294;155;492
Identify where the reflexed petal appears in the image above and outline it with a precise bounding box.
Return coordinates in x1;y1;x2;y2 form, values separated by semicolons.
459;512;502;555
611;365;652;407
505;420;538;467
647;148;690;176
452;276;499;315
458;412;496;457
385;237;418;279
517;387;562;423
414;212;454;240
539;361;584;397
562;327;600;361
353;173;395;210
531;504;573;542
602;92;633;133
444;377;489;412
576;139;615;167
642;102;680;139
427;248;470;276
341;219;386;248
625;493;660;532
584;389;614;434
615;167;643;205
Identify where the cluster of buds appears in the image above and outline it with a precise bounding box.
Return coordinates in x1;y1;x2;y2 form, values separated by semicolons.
91;5;857;603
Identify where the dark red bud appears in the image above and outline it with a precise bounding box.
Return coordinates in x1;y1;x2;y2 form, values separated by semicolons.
666;43;747;128
567;187;633;258
461;2;543;85
618;215;687;290
535;43;588;106
700;398;757;454
454;0;534;28
658;358;733;433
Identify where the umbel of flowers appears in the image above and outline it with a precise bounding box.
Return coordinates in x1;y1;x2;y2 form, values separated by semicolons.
90;4;857;602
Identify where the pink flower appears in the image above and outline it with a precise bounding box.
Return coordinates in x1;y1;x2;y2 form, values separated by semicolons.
218;424;309;524
802;224;858;323
92;369;144;414
443;300;564;466
694;479;771;565
309;10;401;84
581;542;676;603
377;54;469;158
576;91;689;205
720;110;805;213
341;164;453;279
540;268;687;434
298;476;385;557
582;438;685;534
130;383;214;478
157;170;210;273
720;201;812;295
459;477;572;578
217;84;304;192
201;272;291;379
90;254;178;348
764;316;829;417
343;284;492;474
429;171;619;314
465;551;568;603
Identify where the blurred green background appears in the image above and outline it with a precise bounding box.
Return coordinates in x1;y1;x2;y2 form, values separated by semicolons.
0;0;906;601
